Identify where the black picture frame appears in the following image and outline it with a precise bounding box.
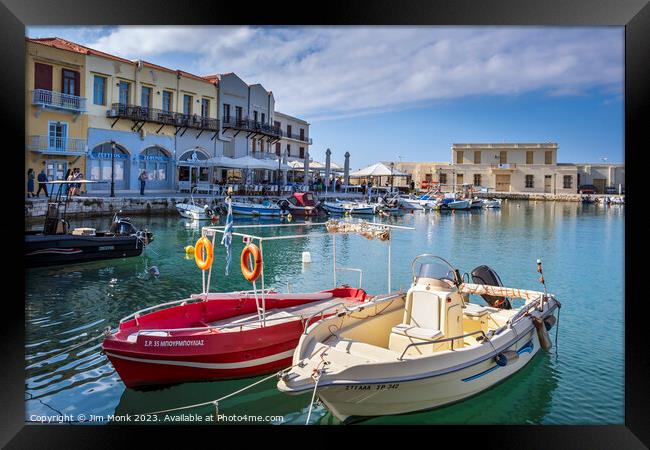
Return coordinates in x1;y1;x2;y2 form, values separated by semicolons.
4;0;647;447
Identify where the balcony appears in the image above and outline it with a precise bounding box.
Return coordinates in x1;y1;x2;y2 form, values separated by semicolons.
284;131;313;144
490;163;517;171
106;103;220;134
27;135;87;156
32;89;87;113
222;116;282;142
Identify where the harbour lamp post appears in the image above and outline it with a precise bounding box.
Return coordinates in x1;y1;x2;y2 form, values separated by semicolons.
390;162;395;193
110;140;116;198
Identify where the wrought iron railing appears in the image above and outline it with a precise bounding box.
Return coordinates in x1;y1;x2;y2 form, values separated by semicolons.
106;103;219;131
284;131;312;144
26;135;87;154
31;89;87;112
222;116;282;138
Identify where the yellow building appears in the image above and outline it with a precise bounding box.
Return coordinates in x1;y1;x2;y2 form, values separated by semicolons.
26;38;89;192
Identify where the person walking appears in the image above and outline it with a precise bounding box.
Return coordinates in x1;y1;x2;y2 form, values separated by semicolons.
27;169;36;198
36;168;49;197
139;170;148;195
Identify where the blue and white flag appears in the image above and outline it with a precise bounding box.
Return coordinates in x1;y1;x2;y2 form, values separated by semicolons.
221;198;234;275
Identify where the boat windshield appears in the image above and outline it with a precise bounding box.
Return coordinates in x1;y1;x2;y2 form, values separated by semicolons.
418;260;457;282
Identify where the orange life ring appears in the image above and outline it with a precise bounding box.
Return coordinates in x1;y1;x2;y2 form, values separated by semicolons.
194;236;214;271
240;243;262;282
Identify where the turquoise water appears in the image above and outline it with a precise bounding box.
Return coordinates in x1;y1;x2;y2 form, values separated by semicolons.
24;200;624;425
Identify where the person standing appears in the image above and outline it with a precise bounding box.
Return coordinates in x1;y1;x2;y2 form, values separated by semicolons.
65;169;74;196
73;167;84;195
36;168;49;197
139;170;148;195
27;169;36;198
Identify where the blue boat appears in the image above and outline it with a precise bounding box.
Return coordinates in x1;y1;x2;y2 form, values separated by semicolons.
230;200;288;217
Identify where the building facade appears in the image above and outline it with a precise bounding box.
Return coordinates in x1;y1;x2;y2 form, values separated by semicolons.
25;37;312;194
386;143;624;194
26;38;89;190
273;111;312;162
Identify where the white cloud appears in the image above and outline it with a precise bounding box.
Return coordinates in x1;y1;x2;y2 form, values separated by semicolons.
73;26;623;121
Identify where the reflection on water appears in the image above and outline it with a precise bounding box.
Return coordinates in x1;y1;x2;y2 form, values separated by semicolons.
25;200;624;424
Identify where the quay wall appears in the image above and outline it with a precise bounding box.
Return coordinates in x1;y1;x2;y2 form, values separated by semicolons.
24;191;619;220
474;192;604;202
24;192;365;220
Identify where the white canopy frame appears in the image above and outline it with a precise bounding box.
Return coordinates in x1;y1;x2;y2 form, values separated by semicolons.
200;221;414;326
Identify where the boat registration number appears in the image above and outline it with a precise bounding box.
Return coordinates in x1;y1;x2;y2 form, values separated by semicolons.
345;384;399;391
98;246;115;251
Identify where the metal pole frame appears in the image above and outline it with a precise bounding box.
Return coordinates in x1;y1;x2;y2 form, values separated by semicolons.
110;141;116;197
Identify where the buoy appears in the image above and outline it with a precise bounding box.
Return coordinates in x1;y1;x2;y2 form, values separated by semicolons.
185;245;195;255
302;251;312;264
149;266;160;277
495;350;519;367
534;317;553;351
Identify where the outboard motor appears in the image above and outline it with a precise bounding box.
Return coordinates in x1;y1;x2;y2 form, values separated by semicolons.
203;204;215;219
110;215;138;236
470;265;512;309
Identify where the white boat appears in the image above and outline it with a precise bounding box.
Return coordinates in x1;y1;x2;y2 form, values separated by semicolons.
230;200;287;216
470;198;483;209
175;189;217;220
278;255;560;423
482;199;502;209
445;199;471;210
322;201;375;215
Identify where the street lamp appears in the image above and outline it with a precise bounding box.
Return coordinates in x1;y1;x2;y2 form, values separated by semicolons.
390;161;394;193
110;140;116;197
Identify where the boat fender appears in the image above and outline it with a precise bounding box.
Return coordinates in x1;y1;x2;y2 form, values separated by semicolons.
543;315;557;331
241;244;263;282
185;245;195;255
534;317;553;351
287;213;293;222
495;350;519;367
194;237;214;271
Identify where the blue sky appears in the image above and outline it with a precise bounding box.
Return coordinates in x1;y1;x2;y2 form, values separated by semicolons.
27;26;624;168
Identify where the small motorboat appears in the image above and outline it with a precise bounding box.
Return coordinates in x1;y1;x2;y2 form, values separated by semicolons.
581;195;595;204
482;198;502;209
470;198;484;209
103;220;412;387
278;255;560;422
278;192;322;216
25;180;154;268
230;200;288;217
321;201;375;215
175;188;217;220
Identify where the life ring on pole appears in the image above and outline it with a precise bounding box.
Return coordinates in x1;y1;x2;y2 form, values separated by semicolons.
240;243;262;282
194;236;214;271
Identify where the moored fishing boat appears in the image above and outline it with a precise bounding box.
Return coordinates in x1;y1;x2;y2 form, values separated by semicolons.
482;198;502;208
322;201;375;215
175;189;217;220
278;255;560;422
278;192;322;216
25;180;154;268
102;219;412;387
230;200;288;217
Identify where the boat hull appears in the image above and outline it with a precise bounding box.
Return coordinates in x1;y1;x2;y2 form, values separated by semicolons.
175;203;213;220
25;233;143;268
103;288;367;387
312;330;540;422
231;202;286;217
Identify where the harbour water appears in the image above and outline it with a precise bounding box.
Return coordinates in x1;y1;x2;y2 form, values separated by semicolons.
25;200;624;425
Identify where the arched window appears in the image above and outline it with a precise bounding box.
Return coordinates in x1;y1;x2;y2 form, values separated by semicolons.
139;146;171;185
89;143;129;188
178;149;210;183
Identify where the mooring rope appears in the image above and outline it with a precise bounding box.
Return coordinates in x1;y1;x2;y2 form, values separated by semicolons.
144;361;304;416
305;370;322;425
30;326;114;364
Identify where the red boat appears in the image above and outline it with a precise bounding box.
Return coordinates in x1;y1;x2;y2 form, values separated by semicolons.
102;220;409;388
102;288;367;388
279;192;321;216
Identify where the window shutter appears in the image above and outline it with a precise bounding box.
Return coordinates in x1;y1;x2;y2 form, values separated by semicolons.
34;63;52;90
73;71;80;97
